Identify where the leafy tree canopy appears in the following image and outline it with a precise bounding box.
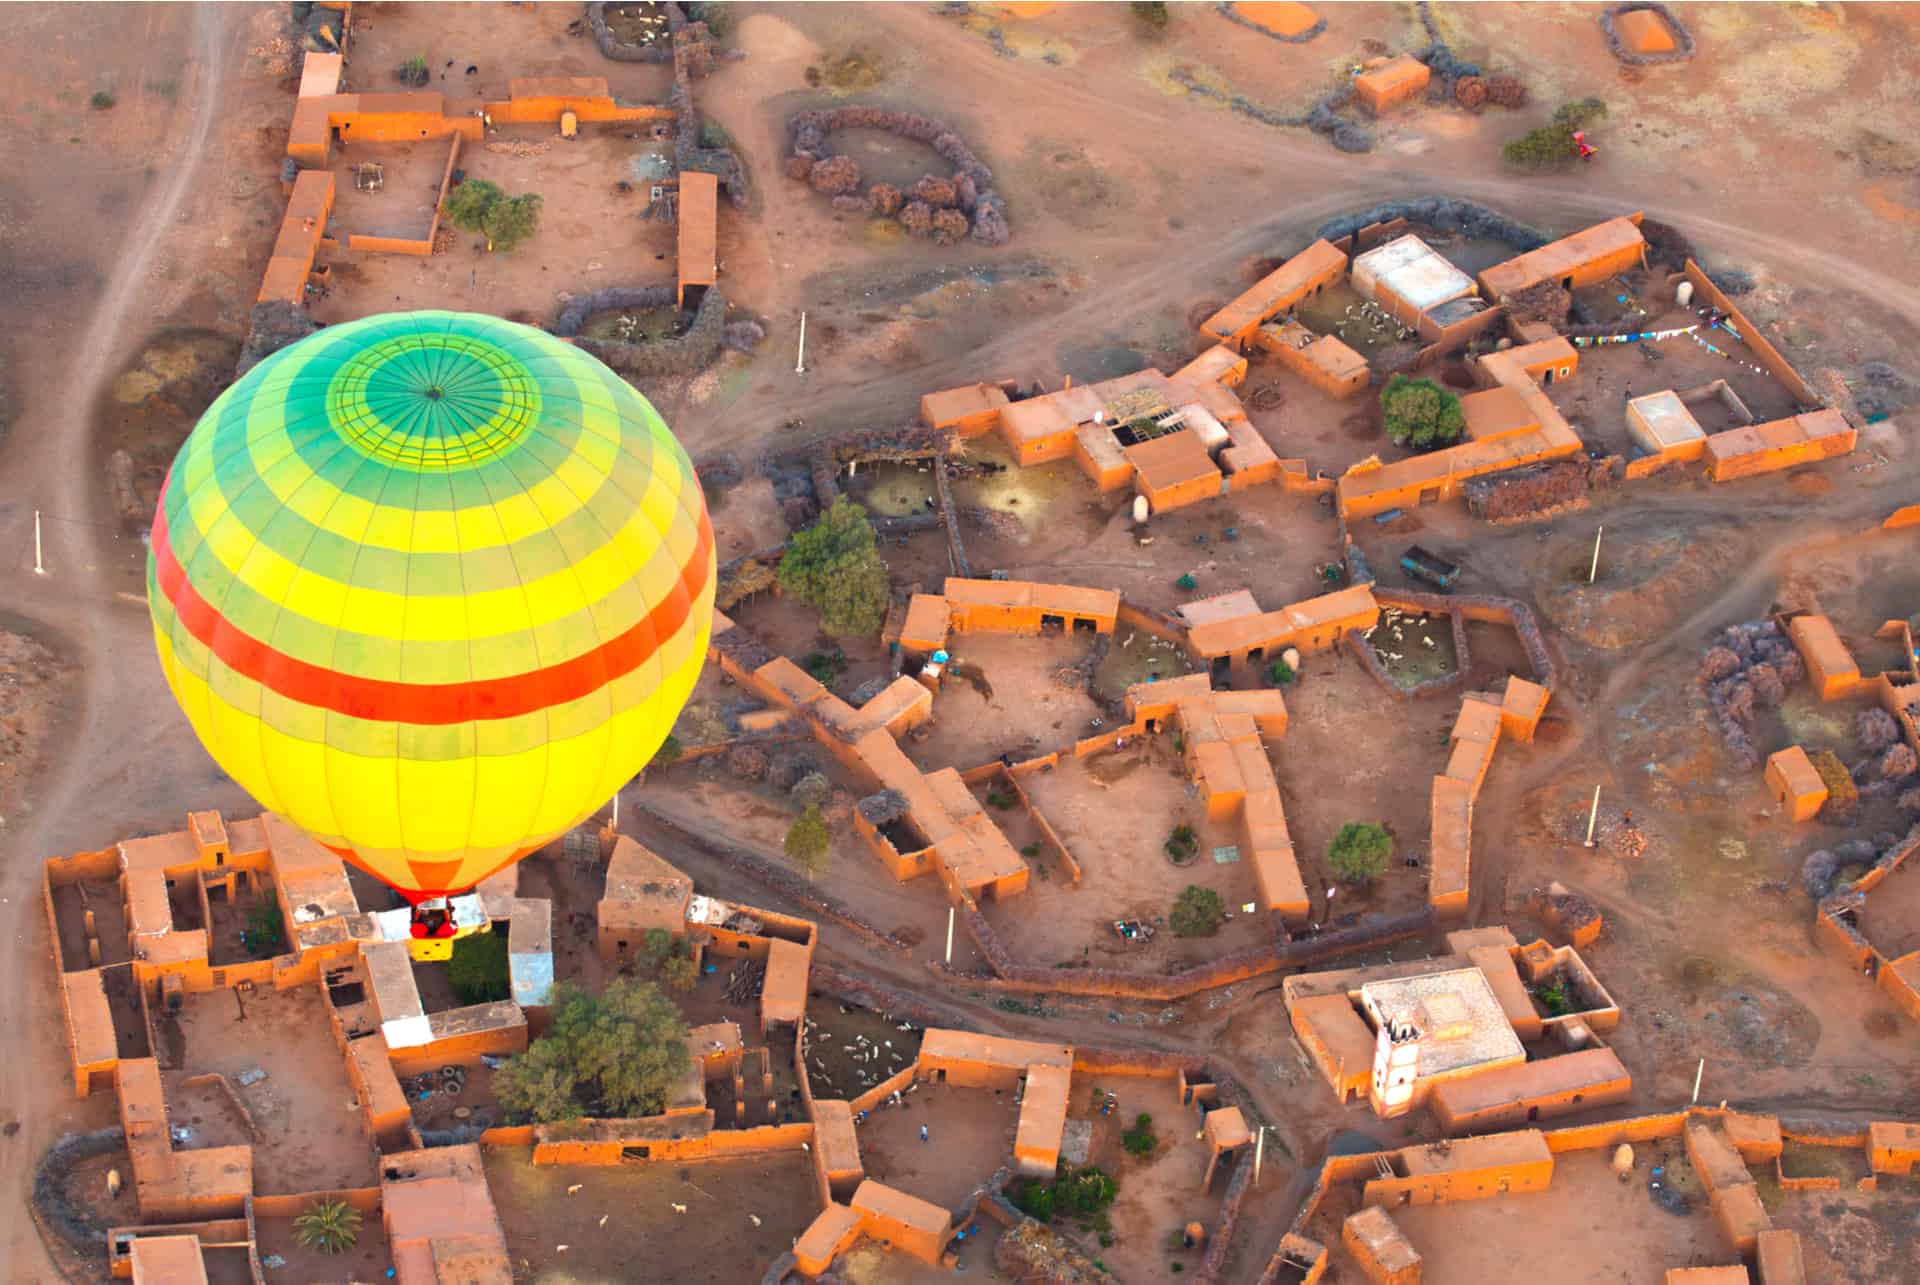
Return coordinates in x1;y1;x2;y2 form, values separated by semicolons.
778;498;891;637
1380;375;1465;450
493;979;690;1122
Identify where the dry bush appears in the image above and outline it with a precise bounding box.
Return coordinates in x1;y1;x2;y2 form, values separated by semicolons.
868;182;903;216
898;200;934;237
1700;646;1742;683
1859;708;1901;753
931;208;970;244
1454;76;1488;110
1486;74;1528;108
911;175;958;208
1746;662;1785;707
784;153;815;181
1881;744;1918;781
808;155;862;195
728;743;769;781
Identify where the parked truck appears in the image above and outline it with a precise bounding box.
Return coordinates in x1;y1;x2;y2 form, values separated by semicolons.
1400;545;1461;591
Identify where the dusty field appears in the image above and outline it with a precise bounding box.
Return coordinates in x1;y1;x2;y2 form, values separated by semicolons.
484;1145;821;1285
1310;1145;1726;1285
991;747;1273;968
160;982;376;1195
906;631;1105;772
858;1080;1021;1211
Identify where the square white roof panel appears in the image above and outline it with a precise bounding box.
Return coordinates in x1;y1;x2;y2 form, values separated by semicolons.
1353;234;1479;314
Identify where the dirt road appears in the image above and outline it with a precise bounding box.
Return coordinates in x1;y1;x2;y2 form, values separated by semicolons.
0;5;248;1275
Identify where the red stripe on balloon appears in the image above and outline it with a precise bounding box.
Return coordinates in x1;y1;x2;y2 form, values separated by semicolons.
151;500;712;726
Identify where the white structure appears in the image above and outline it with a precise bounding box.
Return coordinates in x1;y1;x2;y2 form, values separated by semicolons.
1358;967;1524;1118
1351;234;1479;321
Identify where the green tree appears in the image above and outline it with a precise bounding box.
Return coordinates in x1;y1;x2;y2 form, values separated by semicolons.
1328;822;1393;884
293;1199;361;1254
660;952;700;994
778;498;891;637
1131;1;1170;32
493;979;690;1122
1121;1113;1158;1157
1169;884;1225;937
1267;658;1295;687
784;803;831;880
643;926;676;965
1503;99;1606;168
449;930;511;1004
1380;375;1465;450
444;178;544;252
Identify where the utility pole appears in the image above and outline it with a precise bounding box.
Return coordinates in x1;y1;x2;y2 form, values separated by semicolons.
1583;786;1602;847
1588;526;1604;584
34;510;46;576
944;906;954;965
795;311;808;375
1253;1126;1266;1185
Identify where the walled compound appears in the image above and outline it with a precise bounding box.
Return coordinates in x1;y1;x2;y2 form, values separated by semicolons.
914;209;1855;533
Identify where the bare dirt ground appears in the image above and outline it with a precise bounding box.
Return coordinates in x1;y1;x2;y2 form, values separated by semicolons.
484;1145;820;1285
161;983;377;1195
5;1;1920;1281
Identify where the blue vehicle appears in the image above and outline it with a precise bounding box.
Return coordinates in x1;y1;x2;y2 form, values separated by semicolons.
1400;545;1460;590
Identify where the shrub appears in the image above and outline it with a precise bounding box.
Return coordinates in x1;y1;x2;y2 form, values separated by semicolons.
1169;884;1224;937
1060;1165;1118;1214
1015;1179;1057;1221
699;120;732;148
90;90;116;110
802;650;848;685
448;930;511;1004
1328;822;1393;884
868;182;904;216
1131;1;1169;31
1809;749;1859;823
1380;375;1465;449
1121;1113;1157;1157
898;199;934;237
931;208;970;245
395;55;429;87
242;900;287;958
986;788;1018;810
778;498;891;637
808;155;862;195
1859;708;1901;753
1504;99;1606;169
791;771;831;808
293;1199;362;1254
655;734;683;766
784;804;831;879
660;953;700;994
1164;824;1199;862
1020;843;1041;857
911;175;958;208
444;178;544;251
1554;98;1609;131
493;979;690;1122
1267;658;1295;686
1534;978;1572;1016
644;927;677;965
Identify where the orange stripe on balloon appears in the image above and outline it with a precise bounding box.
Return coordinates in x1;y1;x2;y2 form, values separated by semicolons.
152;500;712;726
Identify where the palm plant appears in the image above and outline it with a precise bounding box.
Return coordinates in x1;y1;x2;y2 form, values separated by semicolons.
293;1199;362;1254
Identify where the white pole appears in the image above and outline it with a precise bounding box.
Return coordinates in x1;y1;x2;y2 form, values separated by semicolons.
795;311;808;375
611;790;619;831
1588;526;1604;584
1583;786;1602;848
944;906;954;964
1253;1126;1265;1186
34;510;45;576
1691;1058;1704;1104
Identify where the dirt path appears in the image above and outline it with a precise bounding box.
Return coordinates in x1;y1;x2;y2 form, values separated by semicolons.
0;5;239;1275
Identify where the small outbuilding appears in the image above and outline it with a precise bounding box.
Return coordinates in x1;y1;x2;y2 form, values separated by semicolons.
1764;746;1829;823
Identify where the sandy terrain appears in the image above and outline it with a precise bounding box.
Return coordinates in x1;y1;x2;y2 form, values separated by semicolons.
4;1;1920;1281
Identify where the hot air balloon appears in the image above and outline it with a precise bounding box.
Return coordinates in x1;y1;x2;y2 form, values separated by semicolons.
147;312;714;959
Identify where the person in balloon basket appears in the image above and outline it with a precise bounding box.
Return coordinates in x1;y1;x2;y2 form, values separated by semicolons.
410;898;459;939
